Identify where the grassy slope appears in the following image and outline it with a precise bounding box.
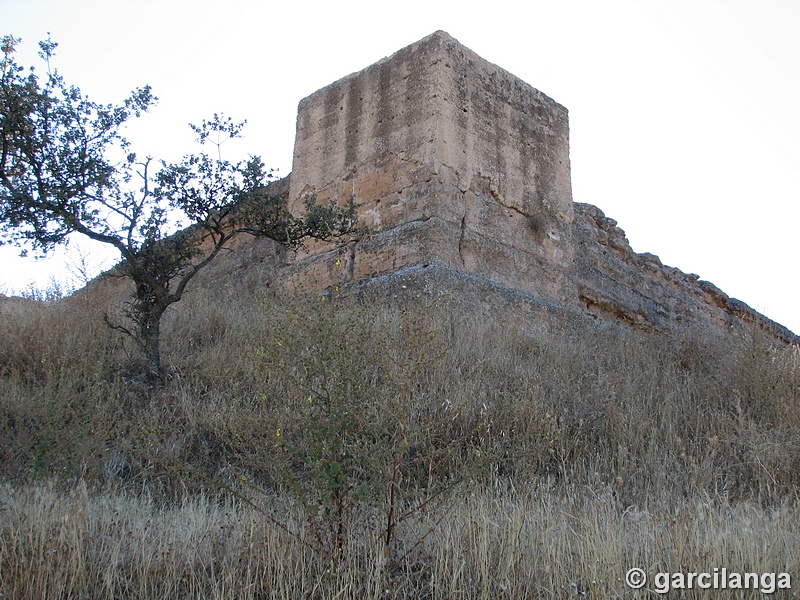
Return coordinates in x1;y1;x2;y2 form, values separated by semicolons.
1;282;798;598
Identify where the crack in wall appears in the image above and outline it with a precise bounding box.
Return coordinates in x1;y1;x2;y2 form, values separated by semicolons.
297;144;577;291
488;186;532;219
457;192;467;267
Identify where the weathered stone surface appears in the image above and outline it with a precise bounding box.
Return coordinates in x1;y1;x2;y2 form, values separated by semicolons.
284;31;577;305
570;203;797;342
288;31;573;279
278;31;796;344
81;32;792;345
290;31;572;222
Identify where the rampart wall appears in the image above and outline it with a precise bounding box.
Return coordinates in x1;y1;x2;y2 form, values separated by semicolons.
277;31;796;343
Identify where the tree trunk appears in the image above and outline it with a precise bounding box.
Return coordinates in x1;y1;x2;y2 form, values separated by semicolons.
143;306;165;377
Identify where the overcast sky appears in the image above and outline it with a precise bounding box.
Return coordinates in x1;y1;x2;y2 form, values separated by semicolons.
3;0;799;333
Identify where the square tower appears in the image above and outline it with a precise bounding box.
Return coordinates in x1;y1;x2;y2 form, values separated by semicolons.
287;31;575;303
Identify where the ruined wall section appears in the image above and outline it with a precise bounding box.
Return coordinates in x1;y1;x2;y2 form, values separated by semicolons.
287;31;576;306
572;203;798;343
279;30;796;343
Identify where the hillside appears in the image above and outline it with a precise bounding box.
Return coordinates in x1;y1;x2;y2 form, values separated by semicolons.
1;31;798;600
1;278;799;598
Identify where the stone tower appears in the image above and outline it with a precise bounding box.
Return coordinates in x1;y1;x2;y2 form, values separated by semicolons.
280;31;796;344
287;31;576;305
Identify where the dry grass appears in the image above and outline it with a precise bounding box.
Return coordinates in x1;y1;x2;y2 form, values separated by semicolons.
1;280;799;598
2;481;798;599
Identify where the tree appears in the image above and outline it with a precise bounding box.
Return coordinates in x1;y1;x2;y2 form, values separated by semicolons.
0;36;360;377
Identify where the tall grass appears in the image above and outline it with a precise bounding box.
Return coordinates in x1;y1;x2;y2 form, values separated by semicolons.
2;481;797;599
1;281;798;598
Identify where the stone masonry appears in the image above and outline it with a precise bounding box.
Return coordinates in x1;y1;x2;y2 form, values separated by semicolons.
280;31;796;343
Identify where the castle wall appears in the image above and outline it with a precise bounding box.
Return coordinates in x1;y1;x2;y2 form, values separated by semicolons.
287;31;576;306
281;31;797;343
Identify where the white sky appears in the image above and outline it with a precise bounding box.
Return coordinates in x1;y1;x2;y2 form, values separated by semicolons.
2;0;799;334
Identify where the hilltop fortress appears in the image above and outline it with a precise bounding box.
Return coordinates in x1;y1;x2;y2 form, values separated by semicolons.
222;31;795;343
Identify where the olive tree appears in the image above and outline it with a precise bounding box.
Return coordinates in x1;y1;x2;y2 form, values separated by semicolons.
0;36;359;377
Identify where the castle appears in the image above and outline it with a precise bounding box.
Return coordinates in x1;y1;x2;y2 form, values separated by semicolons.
229;31;796;344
